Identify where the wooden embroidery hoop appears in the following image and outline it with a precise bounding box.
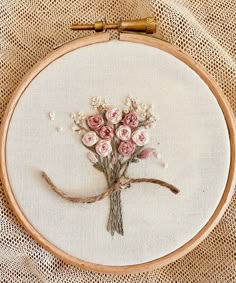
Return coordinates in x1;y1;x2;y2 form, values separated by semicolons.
0;32;235;274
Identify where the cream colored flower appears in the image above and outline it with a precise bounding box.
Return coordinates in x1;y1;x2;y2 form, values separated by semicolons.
105;108;123;124
95;140;112;157
116;125;131;141
82;131;98;147
131;129;149;146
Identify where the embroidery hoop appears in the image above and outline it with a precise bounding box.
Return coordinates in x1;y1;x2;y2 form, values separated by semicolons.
0;33;235;274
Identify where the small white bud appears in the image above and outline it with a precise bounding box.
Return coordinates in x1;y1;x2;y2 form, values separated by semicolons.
163;162;168;169
56;126;63;132
49;112;55;121
71;125;78;131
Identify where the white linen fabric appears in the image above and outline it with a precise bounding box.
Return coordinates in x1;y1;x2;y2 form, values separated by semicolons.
5;41;230;266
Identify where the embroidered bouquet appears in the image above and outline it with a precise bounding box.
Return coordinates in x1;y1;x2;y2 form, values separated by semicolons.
42;96;179;236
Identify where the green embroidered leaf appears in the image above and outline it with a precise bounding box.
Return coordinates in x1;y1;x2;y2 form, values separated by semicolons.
93;163;104;172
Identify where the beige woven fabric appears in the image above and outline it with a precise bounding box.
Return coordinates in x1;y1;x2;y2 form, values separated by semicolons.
0;0;235;282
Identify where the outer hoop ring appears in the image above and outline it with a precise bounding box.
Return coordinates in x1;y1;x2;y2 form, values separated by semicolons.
0;33;235;274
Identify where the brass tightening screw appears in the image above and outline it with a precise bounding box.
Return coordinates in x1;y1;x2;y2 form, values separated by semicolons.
70;17;156;34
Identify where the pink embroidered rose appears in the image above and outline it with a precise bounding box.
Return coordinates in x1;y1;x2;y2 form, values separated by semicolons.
138;148;157;159
118;141;136;157
95;140;112;157
87;114;104;130
105;108;122;124
82;131;98;147
99;125;114;140
116;125;131;141
131;129;149;146
123;112;139;128
87;152;98;164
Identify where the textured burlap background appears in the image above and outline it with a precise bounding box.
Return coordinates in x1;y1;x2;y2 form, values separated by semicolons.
0;0;236;282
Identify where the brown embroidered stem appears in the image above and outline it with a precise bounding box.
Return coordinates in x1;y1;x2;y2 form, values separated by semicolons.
41;172;179;204
73;119;89;133
107;191;124;236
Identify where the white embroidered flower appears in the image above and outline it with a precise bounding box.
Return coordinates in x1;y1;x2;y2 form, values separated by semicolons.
91;97;109;110
136;105;147;120
95;140;112;157
131;129;149;146
91;96;102;107
105;108;123;124
82;131;98;147
116;125;131;141
72;112;85;122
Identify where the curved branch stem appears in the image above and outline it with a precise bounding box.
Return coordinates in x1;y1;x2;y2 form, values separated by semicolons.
128;178;179;194
41;171;120;203
41;171;180;204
